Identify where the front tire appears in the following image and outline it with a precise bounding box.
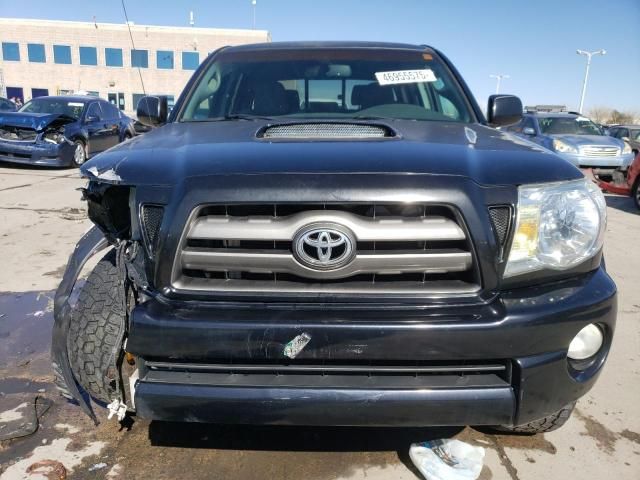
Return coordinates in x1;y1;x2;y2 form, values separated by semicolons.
494;402;576;434
72;140;87;167
67;250;126;404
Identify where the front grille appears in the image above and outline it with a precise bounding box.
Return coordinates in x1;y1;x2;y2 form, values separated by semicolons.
141;205;164;256
580;146;620;157
260;123;392;139
172;204;480;297
0;126;38;142
144;359;512;388
489;206;512;247
0;150;31;159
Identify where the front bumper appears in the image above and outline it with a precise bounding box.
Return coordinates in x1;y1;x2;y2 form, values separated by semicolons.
558;152;634;169
0;139;74;167
127;266;616;427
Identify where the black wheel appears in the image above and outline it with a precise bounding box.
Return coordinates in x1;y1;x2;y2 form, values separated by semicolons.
66;249;126;403
632;178;640;210
493;402;576;434
72;140;87;166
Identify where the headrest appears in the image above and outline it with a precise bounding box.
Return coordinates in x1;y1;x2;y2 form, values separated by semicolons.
351;83;395;109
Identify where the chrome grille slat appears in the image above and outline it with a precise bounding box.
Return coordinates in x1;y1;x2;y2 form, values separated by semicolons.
188;211;465;242
579;146;619;157
173;203;479;296
174;277;481;295
181;248;472;280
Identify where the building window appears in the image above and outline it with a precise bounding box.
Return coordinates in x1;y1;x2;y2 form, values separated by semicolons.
156;50;174;69
131;49;148;68
31;88;49;98
108;93;126;110
6;87;24;103
53;45;72;65
27;43;46;63
79;46;98;66
132;93;145;110
2;42;20;61
182;51;199;70
105;48;123;67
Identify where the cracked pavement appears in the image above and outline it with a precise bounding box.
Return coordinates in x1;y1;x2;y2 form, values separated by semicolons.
0;164;639;479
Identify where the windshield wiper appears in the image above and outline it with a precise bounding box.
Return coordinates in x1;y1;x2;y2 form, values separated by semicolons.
183;114;276;123
351;115;396;121
222;113;275;121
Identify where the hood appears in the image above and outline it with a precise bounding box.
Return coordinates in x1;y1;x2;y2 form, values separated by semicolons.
549;133;624;149
0;112;76;131
82;120;583;187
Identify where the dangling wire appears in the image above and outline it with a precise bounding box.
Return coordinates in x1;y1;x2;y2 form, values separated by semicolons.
121;0;146;95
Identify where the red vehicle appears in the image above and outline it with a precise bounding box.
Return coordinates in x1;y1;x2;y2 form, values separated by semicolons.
594;152;640;209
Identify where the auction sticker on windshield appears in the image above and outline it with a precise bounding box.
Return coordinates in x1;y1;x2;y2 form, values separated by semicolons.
375;69;437;85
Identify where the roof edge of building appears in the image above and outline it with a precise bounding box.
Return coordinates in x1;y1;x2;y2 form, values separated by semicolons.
0;17;270;37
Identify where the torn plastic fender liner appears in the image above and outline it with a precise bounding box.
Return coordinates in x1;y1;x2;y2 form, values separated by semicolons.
51;226;109;424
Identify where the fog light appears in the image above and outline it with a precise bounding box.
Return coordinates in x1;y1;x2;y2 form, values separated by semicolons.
567;324;603;360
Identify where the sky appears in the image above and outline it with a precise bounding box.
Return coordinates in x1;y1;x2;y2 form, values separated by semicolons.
2;0;638;113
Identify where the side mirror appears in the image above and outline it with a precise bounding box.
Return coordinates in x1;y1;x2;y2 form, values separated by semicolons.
622;137;630;142
522;127;536;136
136;95;168;127
85;115;98;123
487;94;523;127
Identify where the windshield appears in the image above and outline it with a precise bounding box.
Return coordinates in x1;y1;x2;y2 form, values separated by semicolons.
538;116;602;135
179;48;473;123
19;98;85;120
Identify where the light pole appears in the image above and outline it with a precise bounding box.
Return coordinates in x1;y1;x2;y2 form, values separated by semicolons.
576;49;606;113
252;0;257;29
490;74;510;94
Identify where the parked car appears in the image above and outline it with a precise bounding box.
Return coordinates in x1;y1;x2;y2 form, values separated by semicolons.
595;152;640;210
53;42;616;435
608;124;640;155
506;111;634;173
0;95;135;167
596;123;610;136
0;97;17;112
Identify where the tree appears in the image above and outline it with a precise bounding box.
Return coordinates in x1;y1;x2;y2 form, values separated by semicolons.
587;106;612;124
608;110;635;125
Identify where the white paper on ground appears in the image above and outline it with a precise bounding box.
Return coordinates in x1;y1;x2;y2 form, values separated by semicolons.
409;439;485;480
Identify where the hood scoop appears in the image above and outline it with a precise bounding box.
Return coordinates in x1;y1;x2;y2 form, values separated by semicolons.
259;123;394;139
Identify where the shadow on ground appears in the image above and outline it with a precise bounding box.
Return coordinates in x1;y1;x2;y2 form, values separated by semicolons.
605;194;638;214
149;421;464;477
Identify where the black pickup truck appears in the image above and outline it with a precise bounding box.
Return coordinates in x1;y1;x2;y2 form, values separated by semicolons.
52;42;616;433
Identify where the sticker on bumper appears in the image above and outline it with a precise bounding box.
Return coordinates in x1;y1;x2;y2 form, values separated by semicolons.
283;333;311;359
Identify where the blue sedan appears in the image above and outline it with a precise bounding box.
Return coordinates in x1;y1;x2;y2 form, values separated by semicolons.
0;95;135;168
506;111;634;171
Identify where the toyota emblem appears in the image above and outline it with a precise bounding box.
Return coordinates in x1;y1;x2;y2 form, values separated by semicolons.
293;224;355;270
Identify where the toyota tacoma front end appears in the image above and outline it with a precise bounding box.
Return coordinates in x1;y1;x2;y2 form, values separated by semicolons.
52;42;616;433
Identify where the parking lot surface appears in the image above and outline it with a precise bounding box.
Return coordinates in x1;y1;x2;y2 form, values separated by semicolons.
0;165;638;480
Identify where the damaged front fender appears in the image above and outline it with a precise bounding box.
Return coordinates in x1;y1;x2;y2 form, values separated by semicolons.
51;226;109;424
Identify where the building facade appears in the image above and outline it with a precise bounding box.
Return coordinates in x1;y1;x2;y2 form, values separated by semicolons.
0;18;270;114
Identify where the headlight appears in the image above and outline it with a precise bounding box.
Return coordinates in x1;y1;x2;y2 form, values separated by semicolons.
43;131;66;144
622;142;632;154
504;179;606;277
552;138;578;154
